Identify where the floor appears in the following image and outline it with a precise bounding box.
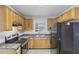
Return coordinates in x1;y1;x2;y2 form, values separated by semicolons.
26;49;57;54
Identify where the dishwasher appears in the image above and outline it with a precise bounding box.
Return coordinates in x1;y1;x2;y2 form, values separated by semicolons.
19;36;29;54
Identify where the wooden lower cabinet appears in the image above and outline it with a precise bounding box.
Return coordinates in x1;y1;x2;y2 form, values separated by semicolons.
34;38;50;48
0;47;21;54
28;38;34;48
50;37;57;48
28;37;51;48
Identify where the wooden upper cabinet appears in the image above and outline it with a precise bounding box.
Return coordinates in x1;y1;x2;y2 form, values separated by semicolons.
57;15;64;22
62;8;75;21
0;6;15;31
0;6;5;31
22;18;25;30
1;6;13;31
12;11;17;22
56;16;61;23
18;16;21;24
24;19;33;30
47;18;57;30
57;7;79;23
0;5;25;31
17;16;25;30
74;7;79;19
5;7;13;31
15;13;19;22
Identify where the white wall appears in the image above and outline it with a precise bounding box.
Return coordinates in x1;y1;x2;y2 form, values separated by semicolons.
0;27;18;43
0;16;51;43
24;16;50;34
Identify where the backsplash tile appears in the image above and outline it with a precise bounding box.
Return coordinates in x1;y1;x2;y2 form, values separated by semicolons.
0;32;5;43
0;27;18;43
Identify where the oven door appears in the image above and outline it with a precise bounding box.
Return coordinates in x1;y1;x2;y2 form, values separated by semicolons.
21;42;29;54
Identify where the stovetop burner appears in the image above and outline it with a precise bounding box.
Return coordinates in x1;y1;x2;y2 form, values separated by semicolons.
15;39;27;44
5;34;27;47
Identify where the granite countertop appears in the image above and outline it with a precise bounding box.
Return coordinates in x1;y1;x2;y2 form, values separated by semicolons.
19;35;30;39
0;43;21;50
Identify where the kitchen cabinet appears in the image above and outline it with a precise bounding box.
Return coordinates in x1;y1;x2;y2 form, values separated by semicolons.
28;37;51;48
12;11;18;23
15;13;19;22
28;37;34;48
0;47;21;54
75;7;79;19
17;15;24;30
0;6;5;31
56;15;64;23
5;7;14;31
50;37;57;48
34;37;51;48
21;18;25;30
0;43;21;54
47;18;57;30
22;19;25;30
0;6;13;31
56;17;60;23
57;7;79;23
62;8;75;21
24;19;33;30
0;5;25;31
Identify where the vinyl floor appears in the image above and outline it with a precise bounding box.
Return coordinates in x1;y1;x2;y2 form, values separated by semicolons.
26;49;57;54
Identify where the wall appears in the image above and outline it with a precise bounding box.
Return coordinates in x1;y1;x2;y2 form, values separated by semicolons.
24;16;50;34
0;27;18;43
0;16;56;43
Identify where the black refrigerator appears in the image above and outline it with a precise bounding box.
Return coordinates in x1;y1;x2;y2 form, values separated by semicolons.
57;22;79;54
57;22;62;54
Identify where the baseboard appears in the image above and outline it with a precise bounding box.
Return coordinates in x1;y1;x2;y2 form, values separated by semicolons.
29;48;56;49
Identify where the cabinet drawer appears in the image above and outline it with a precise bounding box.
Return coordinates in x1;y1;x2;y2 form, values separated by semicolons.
16;47;21;54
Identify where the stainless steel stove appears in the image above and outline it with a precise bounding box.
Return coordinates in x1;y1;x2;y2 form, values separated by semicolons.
5;33;29;54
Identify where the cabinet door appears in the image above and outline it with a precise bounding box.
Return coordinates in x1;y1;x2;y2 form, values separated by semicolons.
47;18;53;30
43;38;51;48
17;16;22;30
0;6;5;31
57;15;63;23
25;20;28;30
75;7;79;19
25;19;33;30
28;37;51;48
63;9;75;21
41;38;51;48
28;38;34;48
29;19;33;30
47;18;57;30
21;17;24;29
18;16;22;24
12;12;16;22
5;7;12;31
66;10;73;20
51;37;57;48
34;38;51;48
34;39;41;48
22;18;25;30
22;19;25;30
16;14;19;22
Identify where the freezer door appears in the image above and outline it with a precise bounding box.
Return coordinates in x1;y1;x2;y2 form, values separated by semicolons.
61;22;73;54
73;23;79;53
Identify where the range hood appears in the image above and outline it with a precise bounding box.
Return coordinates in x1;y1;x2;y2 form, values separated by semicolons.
12;22;22;27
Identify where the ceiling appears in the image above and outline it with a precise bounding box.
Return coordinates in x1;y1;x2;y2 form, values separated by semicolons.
10;5;72;18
